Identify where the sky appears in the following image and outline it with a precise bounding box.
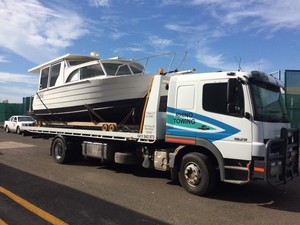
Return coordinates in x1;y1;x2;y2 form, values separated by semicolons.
1;0;300;103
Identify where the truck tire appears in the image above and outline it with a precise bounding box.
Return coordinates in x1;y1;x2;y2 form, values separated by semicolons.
179;152;216;196
51;137;72;164
5;126;10;133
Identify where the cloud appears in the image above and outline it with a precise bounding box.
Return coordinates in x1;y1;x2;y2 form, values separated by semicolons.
0;72;38;85
88;0;111;7
162;0;300;33
195;47;271;71
113;47;145;55
165;23;208;34
190;0;300;31
148;35;173;50
0;0;88;64
0;85;36;103
0;85;36;96
196;48;227;70
161;1;296;70
0;55;8;63
0;72;38;102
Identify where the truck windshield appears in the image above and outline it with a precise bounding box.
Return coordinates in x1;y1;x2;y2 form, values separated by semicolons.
249;81;289;122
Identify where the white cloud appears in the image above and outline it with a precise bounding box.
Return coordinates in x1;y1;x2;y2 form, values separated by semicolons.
0;72;38;103
111;32;127;40
165;23;208;33
114;47;144;55
0;85;36;96
0;85;36;103
0;56;8;63
196;48;226;70
161;1;295;71
162;0;300;32
88;0;111;7
195;47;271;71
148;35;173;50
0;72;38;85
0;0;88;64
190;0;300;31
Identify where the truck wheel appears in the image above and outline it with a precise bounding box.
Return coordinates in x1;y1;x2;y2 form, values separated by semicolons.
179;152;216;196
5;126;10;133
16;126;21;135
51;137;71;164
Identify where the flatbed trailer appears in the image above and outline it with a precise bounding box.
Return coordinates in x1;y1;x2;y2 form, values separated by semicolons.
25;71;299;196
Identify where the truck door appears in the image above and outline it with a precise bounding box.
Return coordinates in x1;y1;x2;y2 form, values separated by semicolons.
166;84;198;144
199;80;252;160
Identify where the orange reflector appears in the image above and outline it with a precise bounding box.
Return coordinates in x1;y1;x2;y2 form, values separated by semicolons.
254;167;264;173
165;137;195;145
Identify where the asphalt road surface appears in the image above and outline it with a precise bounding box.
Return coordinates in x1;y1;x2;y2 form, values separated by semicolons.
0;129;300;225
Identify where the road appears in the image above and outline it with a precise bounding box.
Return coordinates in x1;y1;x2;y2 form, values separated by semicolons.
0;129;300;225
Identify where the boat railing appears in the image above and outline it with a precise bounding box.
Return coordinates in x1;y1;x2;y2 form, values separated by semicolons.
111;51;192;76
136;51;188;75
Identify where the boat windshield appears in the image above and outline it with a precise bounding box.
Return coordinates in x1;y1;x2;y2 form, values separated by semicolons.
102;62;143;76
249;80;289;122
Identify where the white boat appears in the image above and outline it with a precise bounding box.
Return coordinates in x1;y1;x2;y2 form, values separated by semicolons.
29;53;155;124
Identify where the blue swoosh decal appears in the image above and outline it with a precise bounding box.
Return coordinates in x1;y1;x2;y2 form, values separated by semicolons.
166;107;240;142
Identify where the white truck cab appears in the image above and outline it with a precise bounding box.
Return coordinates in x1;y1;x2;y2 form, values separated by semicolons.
165;71;298;194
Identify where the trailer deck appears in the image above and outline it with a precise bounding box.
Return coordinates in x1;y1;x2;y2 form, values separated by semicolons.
24;126;156;143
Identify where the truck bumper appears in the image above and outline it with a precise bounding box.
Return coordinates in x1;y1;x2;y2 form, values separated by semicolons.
252;128;299;184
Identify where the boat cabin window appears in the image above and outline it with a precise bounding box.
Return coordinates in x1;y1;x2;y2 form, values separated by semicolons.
66;70;79;83
67;60;94;66
81;64;104;79
49;63;61;87
40;67;50;90
103;63;131;75
103;63;142;75
130;66;143;74
66;64;104;83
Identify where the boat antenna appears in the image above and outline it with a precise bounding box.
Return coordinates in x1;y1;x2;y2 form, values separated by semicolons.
234;56;242;71
175;51;188;71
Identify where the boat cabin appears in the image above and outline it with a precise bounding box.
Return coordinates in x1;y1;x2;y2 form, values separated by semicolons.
29;54;145;91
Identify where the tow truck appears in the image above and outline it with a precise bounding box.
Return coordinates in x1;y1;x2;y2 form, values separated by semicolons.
25;70;299;196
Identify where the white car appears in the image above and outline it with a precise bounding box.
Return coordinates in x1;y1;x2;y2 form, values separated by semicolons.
4;115;36;134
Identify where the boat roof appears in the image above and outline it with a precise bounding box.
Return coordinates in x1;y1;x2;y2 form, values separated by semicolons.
28;54;100;73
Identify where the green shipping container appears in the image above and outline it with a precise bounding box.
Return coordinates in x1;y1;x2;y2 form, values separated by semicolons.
285;70;300;129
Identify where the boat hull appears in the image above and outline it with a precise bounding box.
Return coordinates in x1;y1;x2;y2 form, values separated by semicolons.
32;74;154;124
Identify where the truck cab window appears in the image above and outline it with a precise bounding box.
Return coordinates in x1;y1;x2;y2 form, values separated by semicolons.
203;82;244;116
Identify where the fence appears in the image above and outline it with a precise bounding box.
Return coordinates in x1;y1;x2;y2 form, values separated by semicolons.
0;97;32;121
